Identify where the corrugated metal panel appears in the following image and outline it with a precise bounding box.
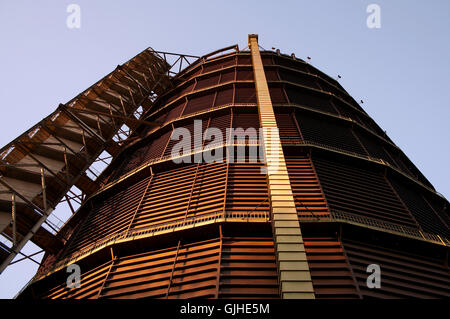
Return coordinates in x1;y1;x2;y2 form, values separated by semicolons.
278;68;321;90
40;261;112;299
220;68;235;83
195;73;221;90
116;130;171;177
236;69;254;81
269;86;288;104
102;239;220;299
286;85;338;114
285;156;330;219
389;177;450;238
203;56;236;73
312;156;418;227
296;111;367;155
275;112;302;143
63;176;151;255
304;237;360;299
214;86;234;106
208;111;231;142
273;55;309;73
183;93;215;115
225;163;269;213
219;236;279;298
343;238;450;298
234;85;257;104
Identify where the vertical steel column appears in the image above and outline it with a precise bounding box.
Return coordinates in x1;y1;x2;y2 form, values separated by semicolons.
0;168;53;274
248;34;315;299
12;194;16;248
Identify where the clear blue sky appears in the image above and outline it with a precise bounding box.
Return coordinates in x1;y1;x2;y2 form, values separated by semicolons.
0;0;449;298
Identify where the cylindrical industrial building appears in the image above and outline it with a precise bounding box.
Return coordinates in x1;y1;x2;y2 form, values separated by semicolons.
18;35;449;299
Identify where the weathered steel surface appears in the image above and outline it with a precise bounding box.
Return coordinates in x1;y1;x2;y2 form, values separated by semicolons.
14;37;449;299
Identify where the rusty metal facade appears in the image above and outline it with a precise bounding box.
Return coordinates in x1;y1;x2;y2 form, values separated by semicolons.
14;38;450;299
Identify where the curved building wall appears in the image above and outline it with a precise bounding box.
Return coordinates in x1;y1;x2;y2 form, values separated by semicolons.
20;47;450;299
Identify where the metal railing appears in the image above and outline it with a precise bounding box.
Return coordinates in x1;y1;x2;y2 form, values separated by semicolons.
288;139;445;201
299;209;449;246
97;140;263;195
34;203;449;282
34;210;270;280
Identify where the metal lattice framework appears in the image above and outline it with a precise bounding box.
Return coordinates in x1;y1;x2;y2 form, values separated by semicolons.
0;48;200;274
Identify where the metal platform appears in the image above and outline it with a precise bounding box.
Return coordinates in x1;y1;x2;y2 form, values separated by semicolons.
0;47;199;274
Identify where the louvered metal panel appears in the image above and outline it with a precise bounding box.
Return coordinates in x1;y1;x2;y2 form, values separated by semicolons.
286;86;337;114
296;111;367;155
219;236;279;298
312;156;418;227
102;239;220;299
225;163;269;213
63;176;151;256
164;99;186;124
278;68;321;90
214;87;234;106
113;130;171;178
343;238;450;298
203;56;237;73
183;93;215;115
235;85;257;104
15;40;449;300
304;237;360;299
195;73;221;90
208;111;232;142
39;261;112;299
389;177;450;238
275;112;302;143
273;55;310;73
285;156;330;219
269;86;288;104
354;130;397;166
220;68;235;83
132;165;197;229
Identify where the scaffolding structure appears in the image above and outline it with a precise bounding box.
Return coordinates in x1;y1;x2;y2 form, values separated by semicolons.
2;36;449;299
0;48;199;274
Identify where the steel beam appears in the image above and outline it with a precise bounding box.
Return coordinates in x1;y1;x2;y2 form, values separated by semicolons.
249;34;315;299
0;169;53;274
